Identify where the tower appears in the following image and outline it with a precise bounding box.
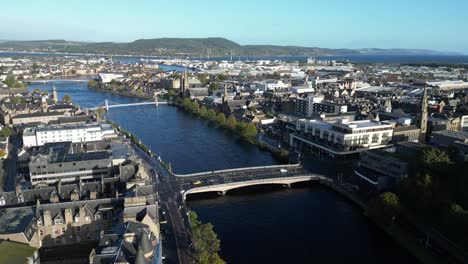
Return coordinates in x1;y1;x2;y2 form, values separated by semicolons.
419;84;428;143
52;83;58;103
223;82;228;103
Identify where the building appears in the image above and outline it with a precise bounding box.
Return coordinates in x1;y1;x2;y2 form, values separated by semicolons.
29;142;112;185
432;130;468;147
98;73;125;84
23;123;116;147
459;115;468;132
290;118;393;155
12;112;65;125
295;95;324;117
392;125;420;143
0;240;40;264
354;148;409;190
312;101;348;114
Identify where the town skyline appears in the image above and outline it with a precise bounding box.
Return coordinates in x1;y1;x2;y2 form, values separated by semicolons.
1;0;467;53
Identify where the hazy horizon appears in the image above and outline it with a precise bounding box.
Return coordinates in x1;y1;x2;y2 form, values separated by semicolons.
1;0;467;53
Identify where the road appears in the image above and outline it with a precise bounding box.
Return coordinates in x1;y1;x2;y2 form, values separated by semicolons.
133;146;194;264
3;135;20;192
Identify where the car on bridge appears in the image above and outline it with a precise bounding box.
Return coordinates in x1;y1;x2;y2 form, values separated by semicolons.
192;180;202;185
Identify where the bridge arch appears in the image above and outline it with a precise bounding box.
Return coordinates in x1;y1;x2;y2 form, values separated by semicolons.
181;175;330;201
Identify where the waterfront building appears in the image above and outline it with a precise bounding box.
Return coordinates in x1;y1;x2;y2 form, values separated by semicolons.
98;73;125;83
22;122;117;147
29;142;112;185
354;147;409;190
290;118;393;155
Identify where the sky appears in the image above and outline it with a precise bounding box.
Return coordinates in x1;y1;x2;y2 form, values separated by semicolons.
1;0;467;53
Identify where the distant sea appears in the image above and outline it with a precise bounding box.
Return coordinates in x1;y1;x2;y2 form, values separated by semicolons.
1;51;468;64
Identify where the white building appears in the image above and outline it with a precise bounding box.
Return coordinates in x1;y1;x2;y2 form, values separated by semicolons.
23;123;116;147
290;119;394;155
98;73;125;83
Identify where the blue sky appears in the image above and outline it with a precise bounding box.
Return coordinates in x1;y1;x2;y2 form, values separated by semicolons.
1;0;467;53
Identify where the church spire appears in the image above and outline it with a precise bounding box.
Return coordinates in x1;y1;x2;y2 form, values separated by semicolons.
418;83;428;144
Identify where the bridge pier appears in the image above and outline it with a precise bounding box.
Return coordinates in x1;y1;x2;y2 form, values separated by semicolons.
283;183;292;188
217;191;227;196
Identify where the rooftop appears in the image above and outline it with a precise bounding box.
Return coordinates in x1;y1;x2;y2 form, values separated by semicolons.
0;207;36;235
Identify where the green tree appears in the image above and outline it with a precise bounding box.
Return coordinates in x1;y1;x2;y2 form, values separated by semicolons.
192;101;200;113
0;127;13;138
182;98;192;111
88;79;99;88
3;75;16;88
206;109;217;121
367;192;400;226
63;94;72;102
209;82;219;92
224;114;237;130
241;123;257;138
13;82;24;88
216;113;226;124
11;96;21;104
96;107;105;120
199;105;208;118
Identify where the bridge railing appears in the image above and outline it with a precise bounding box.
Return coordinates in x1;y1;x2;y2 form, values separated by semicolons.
173;163;301;177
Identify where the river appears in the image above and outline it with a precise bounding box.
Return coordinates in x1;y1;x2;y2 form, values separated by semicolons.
28;82;417;263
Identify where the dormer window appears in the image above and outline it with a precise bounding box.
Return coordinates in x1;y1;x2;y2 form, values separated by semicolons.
37;219;42;226
54;218;63;225
74;216;79;223
18;194;24;203
95;213;101;220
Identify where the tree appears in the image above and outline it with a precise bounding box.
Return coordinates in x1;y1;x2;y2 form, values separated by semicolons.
0;149;6;157
63;94;72;102
216;113;226;124
367;192;400;226
206;109;217;121
192;102;200;113
3;75;16;88
241;123;257;138
224;114;237;130
88;79;99;88
209;82;219;92
199;105;208;118
96;107;105;120
182;98;192;111
0;127;13;138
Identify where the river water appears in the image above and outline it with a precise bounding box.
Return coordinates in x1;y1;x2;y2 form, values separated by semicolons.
28;82;417;263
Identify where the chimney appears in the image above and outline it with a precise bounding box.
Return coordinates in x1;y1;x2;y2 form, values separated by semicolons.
43;210;52;227
64;208;73;224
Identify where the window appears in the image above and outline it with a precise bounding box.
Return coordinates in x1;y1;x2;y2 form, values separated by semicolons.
74;217;79;223
76;226;81;232
37;220;42;226
61;227;65;233
53;229;59;235
54;219;63;225
0;197;5;206
39;230;43;236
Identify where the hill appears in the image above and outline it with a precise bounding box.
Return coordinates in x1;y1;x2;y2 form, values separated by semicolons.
0;38;456;57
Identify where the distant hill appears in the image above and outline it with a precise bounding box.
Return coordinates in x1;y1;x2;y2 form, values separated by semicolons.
0;38;459;57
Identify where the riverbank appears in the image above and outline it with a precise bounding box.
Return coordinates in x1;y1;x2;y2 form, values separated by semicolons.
89;86;153;99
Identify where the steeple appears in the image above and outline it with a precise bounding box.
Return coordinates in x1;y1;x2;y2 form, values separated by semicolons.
52;83;58;103
418;83;428;144
223;82;228;103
